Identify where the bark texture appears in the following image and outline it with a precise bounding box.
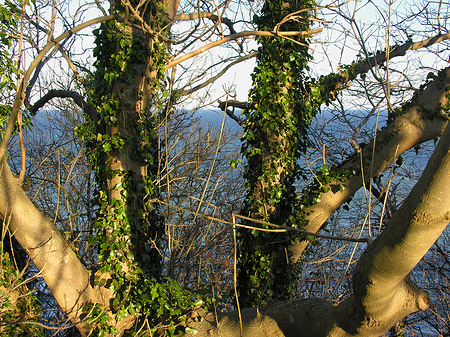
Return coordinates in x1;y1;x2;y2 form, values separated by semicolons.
289;66;450;261
2;2;450;335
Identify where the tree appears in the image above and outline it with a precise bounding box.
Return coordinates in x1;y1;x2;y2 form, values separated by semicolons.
1;0;450;336
237;0;317;307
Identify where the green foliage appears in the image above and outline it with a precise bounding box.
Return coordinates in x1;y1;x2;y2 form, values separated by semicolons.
0;0;20;85
85;277;208;336
77;2;211;334
238;0;318;307
242;0;315;219
0;249;43;336
238;0;358;307
0;0;22;130
78;1;169;281
290;165;355;231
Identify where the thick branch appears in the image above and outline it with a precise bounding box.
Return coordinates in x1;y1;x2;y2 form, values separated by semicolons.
341;97;450;335
189;298;337;337
289;66;450;262
218;100;249;111
0;160;105;336
175;12;237;34
190;278;427;336
163;0;180;21
217;100;250;126
359;117;450;282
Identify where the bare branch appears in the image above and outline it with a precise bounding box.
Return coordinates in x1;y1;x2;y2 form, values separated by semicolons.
321;33;450;98
26;89;98;122
165;28;323;70
0;14;114;163
178;52;258;97
158;200;370;243
217;100;250;126
175;12;238;35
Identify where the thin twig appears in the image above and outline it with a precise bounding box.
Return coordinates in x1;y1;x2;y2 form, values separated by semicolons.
0;14;114;163
232;214;243;336
157;200;371;243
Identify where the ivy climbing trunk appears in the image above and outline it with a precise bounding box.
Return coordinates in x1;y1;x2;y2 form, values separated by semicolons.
79;1;176;327
238;0;317;307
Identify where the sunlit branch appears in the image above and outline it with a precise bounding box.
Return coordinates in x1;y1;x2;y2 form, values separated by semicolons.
178;52;258;97
175;12;237;35
165;28;323;70
323;32;450;97
289;66;450;262
217;100;249;126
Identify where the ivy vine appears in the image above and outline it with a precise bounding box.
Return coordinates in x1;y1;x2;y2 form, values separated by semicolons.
238;0;320;307
76;2;208;334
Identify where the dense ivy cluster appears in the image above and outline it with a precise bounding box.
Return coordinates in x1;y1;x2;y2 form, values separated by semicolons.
238;0;320;307
80;12;163;280
0;0;20;130
291;164;355;240
85;278;207;336
77;2;206;334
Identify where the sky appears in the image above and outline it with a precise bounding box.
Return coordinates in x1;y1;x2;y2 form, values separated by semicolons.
171;0;438;111
15;0;447;114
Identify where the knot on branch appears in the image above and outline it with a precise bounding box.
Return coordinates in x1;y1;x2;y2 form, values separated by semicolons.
405;277;430;311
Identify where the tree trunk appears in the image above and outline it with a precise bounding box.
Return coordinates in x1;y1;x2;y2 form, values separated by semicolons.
238;0;314;307
85;0;179;283
0;0;181;334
